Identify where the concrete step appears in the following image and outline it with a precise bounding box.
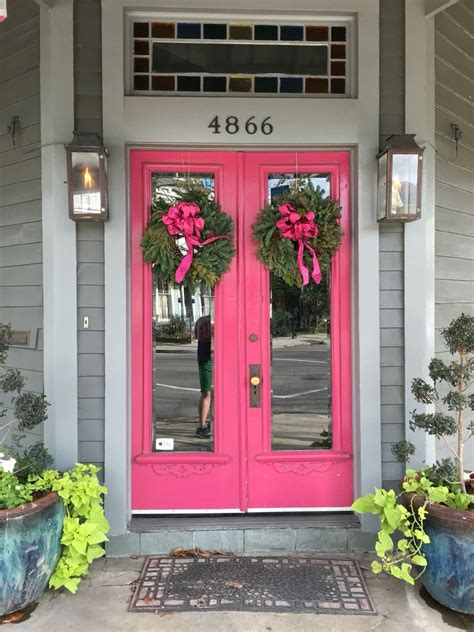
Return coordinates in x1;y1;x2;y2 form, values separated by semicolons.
106;513;376;557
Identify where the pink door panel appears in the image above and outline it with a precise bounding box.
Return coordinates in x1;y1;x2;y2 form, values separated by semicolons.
242;152;353;509
131;151;242;511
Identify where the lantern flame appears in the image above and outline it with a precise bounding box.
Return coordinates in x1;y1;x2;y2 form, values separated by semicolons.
83;167;93;189
391;174;403;210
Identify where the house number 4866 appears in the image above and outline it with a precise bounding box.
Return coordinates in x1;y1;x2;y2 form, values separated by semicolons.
208;115;274;136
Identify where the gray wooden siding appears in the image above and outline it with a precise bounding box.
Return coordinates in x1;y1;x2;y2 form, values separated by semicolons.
0;0;43;442
434;1;474;467
74;0;105;470
379;0;406;488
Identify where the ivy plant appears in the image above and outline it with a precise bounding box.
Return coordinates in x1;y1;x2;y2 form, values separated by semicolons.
353;470;472;585
29;464;109;593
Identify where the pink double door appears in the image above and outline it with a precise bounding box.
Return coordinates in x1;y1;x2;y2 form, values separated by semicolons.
131;150;352;513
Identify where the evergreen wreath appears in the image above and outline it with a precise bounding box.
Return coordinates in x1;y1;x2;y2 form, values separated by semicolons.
141;182;235;289
252;181;344;287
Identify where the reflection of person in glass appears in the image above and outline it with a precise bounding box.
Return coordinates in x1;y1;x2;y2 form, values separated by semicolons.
291;308;299;340
195;315;212;438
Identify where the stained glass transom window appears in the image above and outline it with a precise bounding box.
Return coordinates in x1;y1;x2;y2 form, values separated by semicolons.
131;20;350;96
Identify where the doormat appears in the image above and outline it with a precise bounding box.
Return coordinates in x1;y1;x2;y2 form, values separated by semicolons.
129;556;377;614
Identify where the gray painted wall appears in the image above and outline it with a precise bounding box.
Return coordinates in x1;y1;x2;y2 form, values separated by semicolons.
434;0;474;466
379;0;406;488
74;0;105;471
0;0;43;442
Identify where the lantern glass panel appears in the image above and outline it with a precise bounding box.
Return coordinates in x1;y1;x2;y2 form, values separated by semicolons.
71;152;102;215
377;152;388;220
391;153;418;217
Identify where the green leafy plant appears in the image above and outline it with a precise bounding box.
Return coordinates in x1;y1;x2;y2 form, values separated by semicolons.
353;470;472;584
271;308;292;337
393;313;473;493
353;314;474;585
0;323;53;478
28;464;109;593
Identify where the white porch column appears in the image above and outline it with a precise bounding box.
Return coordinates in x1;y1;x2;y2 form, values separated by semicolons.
38;0;78;469
404;0;437;467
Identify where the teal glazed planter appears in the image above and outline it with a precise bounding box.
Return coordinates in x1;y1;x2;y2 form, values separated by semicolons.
0;492;65;615
412;495;474;614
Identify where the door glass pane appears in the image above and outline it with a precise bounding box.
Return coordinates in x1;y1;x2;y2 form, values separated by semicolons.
268;173;333;451
151;172;215;452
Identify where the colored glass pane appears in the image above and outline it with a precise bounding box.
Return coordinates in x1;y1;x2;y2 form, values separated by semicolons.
133;22;149;38
152;75;175;91
254;25;278;40
134;57;149;73
177;75;201;91
331;44;345;59
177;23;201;39
280;25;304;41
229;25;252;40
229;76;252;92
203;76;227;91
134;40;149;55
331;61;345;76
151;22;175;38
305;77;329;93
306;26;328;42
133;75;149;90
203;23;227;39
255;76;278;93
280;77;303;93
331;26;346;41
331;78;345;94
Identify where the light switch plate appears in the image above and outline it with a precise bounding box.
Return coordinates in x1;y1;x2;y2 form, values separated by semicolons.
156;438;174;451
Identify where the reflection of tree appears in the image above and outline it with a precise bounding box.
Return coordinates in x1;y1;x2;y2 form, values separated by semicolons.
271;274;330;333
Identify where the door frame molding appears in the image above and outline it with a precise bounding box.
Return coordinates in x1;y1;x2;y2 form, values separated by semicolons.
102;0;381;534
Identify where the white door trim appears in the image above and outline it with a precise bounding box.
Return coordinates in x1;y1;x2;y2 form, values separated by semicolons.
102;0;381;536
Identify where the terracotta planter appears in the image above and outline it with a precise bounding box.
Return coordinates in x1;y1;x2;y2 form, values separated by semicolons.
0;492;65;615
409;494;474;614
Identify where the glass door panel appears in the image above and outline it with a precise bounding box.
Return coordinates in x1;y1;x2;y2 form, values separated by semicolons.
267;173;333;451
151;172;216;453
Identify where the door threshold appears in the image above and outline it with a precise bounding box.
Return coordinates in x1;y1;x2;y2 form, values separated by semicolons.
129;511;359;532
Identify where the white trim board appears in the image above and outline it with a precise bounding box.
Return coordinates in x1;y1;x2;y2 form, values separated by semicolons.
102;0;380;536
404;0;436;468
38;0;78;470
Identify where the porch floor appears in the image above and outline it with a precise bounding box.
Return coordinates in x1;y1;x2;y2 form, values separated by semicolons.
13;555;470;632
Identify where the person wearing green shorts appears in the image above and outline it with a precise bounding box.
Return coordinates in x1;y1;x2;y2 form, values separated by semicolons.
195;315;212;438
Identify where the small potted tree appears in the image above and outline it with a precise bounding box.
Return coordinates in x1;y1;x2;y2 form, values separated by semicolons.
0;324;109;616
352;313;473;614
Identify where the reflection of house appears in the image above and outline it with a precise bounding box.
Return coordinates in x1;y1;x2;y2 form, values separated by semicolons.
153;277;213;326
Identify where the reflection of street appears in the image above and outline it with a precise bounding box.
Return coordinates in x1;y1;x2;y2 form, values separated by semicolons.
153;340;331;452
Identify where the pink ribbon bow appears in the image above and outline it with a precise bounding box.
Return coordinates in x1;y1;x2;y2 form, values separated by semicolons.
162;201;227;283
276;202;322;286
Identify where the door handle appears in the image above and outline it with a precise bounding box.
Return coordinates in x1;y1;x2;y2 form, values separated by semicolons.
249;364;261;408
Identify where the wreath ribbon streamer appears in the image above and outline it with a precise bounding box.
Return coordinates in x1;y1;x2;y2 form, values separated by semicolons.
276;203;322;286
162;200;228;283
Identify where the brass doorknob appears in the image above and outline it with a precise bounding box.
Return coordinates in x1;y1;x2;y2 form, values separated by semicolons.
250;376;261;386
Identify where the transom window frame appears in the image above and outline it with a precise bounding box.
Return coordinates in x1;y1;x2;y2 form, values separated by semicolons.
125;11;357;98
